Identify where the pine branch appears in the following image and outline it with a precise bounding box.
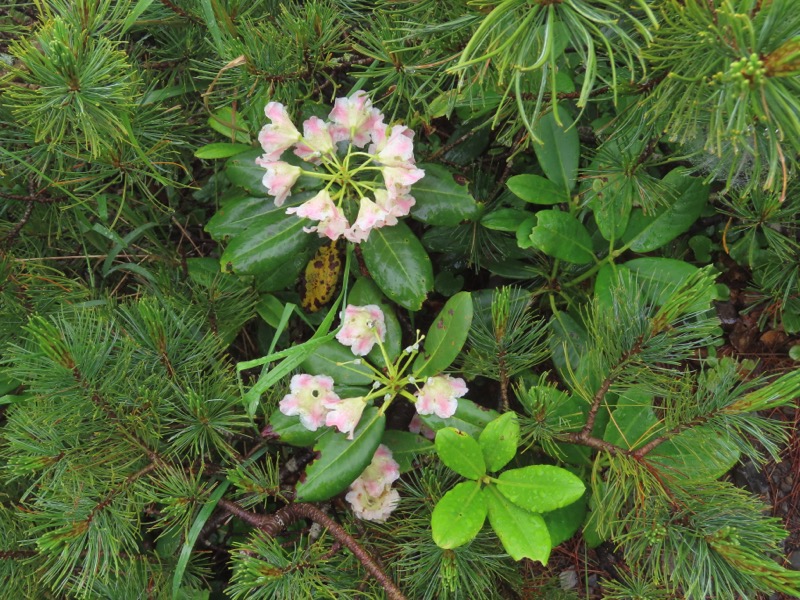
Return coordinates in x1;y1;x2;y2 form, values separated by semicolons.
218;498;408;600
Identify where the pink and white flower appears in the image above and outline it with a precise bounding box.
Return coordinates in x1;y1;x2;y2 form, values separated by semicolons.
279;374;339;431
328;91;383;147
254;159;301;206
256;91;425;243
294;116;335;164
374;188;416;224
357;444;400;495
345;445;401;522
286;190;350;241
258;102;301;161
370;124;416;166
335;304;386;356
345;479;400;523
324;396;367;440
344;198;389;243
381;164;425;193
408;413;436;441
414;375;468;419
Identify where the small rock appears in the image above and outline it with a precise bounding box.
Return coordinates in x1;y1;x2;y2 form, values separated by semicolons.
789;550;800;570
559;569;578;590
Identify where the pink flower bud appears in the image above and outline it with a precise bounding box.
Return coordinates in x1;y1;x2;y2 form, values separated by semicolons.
335;304;387;356
258;102;301;161
254;159;301;206
324;396;367;440
414;375;468;419
279;374;339;431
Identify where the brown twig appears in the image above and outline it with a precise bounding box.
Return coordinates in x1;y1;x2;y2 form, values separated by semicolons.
217;498;407;600
158;0;202;24
2;200;34;247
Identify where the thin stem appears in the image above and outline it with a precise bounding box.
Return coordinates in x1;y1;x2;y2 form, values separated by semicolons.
218;499;407;600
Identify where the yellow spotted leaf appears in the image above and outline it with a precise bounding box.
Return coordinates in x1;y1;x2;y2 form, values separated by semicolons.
300;241;343;312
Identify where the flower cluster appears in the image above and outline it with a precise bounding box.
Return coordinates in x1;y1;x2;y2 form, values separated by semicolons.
278;303;468;523
345;445;401;522
279;304;469;443
256;91;424;244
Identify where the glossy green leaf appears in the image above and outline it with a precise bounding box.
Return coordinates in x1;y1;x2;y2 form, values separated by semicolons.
594;263;633;311
532;108;580;192
435;427;486;480
496;465;585;513
224;149;321;197
255;294;287;329
591;178;632;242
507;174;569;205
622;169;709;253
381;430;434;473
420;398;500;438
266;409;323;447
515;216;538;249
624;258;716;312
206;193;307;240
348;278;402;367
478;412;519;472
413;291;473;377
195;142;253;159
603;388;665;451
208;106;250;143
549;311;588;379
224;151;268;195
542;493;587;547
295;407;385;502
431;481;487;549
301;340;373;386
486;485;551;563
481;208;531;232
650;425;740;483
220;215;313;276
527;211;594;264
361;221;434;311
255;248;316;293
411;163;480;225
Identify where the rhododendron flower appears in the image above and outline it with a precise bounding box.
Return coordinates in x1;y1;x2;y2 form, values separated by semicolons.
408;413;436;441
370;124;415;166
279;374;339;431
345;445;401;522
357;444;400;495
324;396;367;439
258;102;301;161
345;480;400;523
254;160;301;206
329;90;383;147
257;91;424;243
294;116;335;163
344;198;389;243
335;304;386;356
414;375;468;419
286;190;349;240
381;164;425;192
